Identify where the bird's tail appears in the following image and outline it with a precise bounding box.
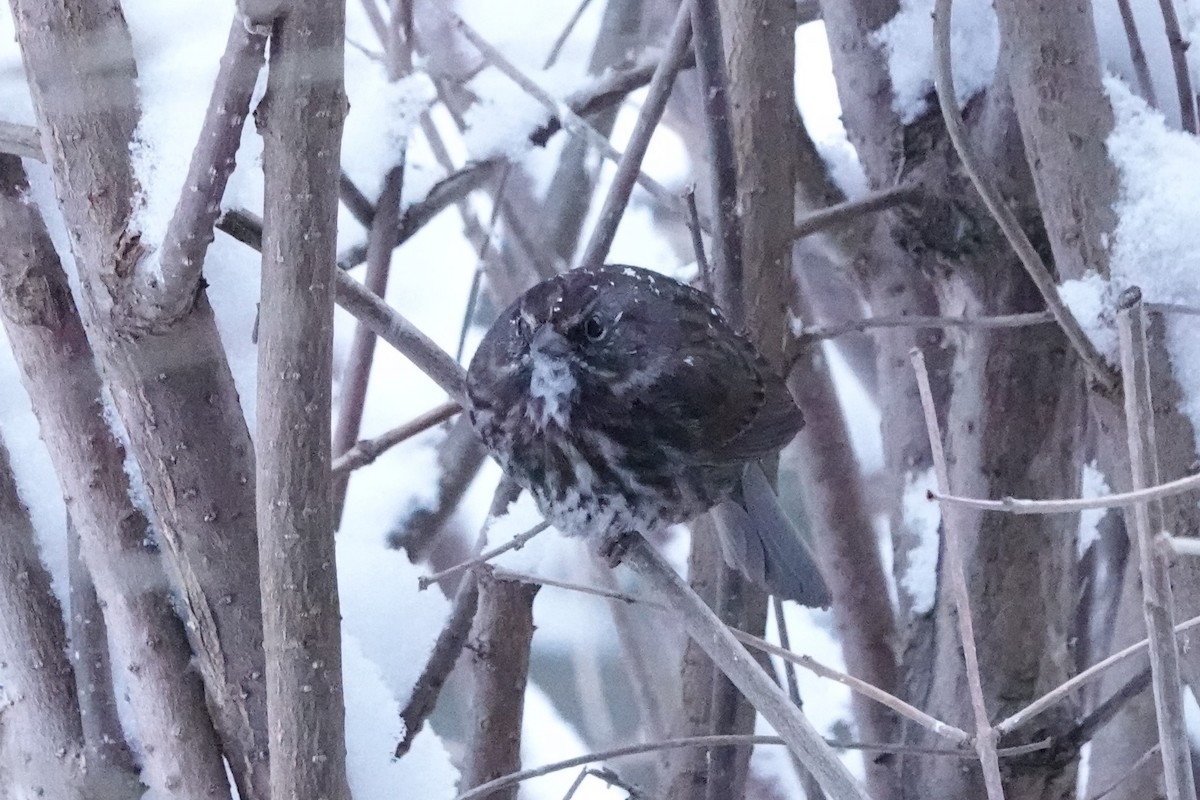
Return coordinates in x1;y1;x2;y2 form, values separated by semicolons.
711;463;831;608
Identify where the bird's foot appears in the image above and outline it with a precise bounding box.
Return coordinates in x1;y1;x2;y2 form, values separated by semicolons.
597;531;637;568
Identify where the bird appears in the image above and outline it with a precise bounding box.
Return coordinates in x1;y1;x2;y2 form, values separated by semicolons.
465;264;830;607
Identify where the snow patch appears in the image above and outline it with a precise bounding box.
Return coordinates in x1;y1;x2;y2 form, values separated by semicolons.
1059;271;1119;365
1077;462;1111;559
1105;78;1200;452
872;0;999;124
900;468;940;614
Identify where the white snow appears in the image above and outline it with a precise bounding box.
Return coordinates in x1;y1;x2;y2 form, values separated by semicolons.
125;0;234;269
871;0;999;124
343;635;459;800
1077;462;1111;558
1059;270;1119;364
1105;77;1200;451
900;467;940;615
795;22;869;198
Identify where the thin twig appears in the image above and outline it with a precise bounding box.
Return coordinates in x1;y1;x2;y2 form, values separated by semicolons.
1086;745;1163;800
793;184;921;239
1115;0;1158;107
912;348;1006;799
331;401;460;475
455;732;1054;800
450;13;697;229
731;628;971;745
1154;0;1198;133
489;567;654;607
931;0;1118;391
793;311;1056;351
418;522;551;590
683;186;711;294
995;612;1200;735
543;0;596;68
577;1;692;268
332;162;406;519
930;470;1200;515
1116;289;1196;800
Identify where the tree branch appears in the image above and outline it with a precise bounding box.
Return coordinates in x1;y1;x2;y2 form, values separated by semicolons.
912;348;1006;800
577;0;692;268
154;14;267;325
0;154;229;800
0;438;88;799
935;0;1118;391
255;2;351;797
12;3;270;793
1116;289;1197;800
623;537;871;800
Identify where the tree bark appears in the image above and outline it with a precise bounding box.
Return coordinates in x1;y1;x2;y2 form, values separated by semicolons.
462;571;540;800
0;438;88;800
256;1;351;798
9;3;270;796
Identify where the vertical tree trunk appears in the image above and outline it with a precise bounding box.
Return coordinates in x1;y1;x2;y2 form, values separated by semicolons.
256;2;351;798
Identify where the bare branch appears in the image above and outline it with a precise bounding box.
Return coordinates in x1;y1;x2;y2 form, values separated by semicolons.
1154;0;1198;132
395;565;479;757
450;12;698;229
912;348;1006;800
256;1;351;796
1116;289;1197;800
0;154;229;800
793;184;920;240
689;0;742;321
13;0;270;789
418;522;551;589
933;0;1118;391
456;733;1057;800
622;537;871;800
332;163;405;517
577;1;692;268
338;170;377;228
930;470;1200;515
333;269;467;402
0;120;41;160
731;628;970;745
1115;0;1158;107
155;14;266;325
996;612;1200;735
332;400;460;475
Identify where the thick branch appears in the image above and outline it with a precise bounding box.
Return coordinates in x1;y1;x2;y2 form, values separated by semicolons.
154;14;266;325
256;2;351;797
0;154;229;800
0;438;87;799
461;570;540;800
12;4;270;794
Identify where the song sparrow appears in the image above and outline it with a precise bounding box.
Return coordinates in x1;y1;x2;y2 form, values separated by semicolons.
465;264;830;607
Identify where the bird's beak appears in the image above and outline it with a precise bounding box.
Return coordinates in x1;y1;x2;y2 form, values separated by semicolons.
531;324;570;358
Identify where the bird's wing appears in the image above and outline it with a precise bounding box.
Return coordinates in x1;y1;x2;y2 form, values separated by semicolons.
650;329;804;465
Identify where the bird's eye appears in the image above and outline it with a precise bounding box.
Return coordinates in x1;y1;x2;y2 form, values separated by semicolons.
583;314;606;342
